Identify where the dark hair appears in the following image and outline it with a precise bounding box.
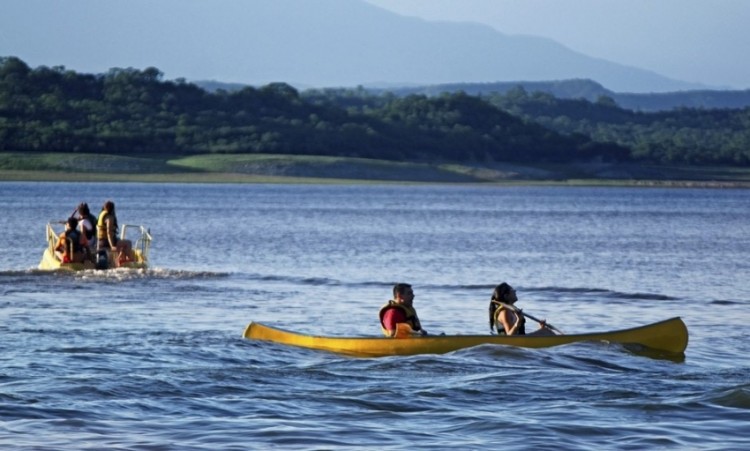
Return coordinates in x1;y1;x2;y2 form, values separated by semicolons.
67;217;78;228
393;283;412;298
489;282;512;332
103;200;115;214
78;202;90;216
492;283;513;302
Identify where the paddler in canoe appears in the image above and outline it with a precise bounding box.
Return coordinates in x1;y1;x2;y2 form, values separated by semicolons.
379;283;431;337
489;282;560;336
245;282;688;356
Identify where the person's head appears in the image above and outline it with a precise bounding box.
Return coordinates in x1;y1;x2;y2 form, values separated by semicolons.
393;283;414;305
492;282;517;304
77;202;90;217
66;217;78;230
102;200;115;214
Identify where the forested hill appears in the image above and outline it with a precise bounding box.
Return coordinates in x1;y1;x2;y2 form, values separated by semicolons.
369;79;750;112
1;57;749;166
0;57;625;164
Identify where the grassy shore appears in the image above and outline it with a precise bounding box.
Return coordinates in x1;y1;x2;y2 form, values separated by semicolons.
2;152;749;188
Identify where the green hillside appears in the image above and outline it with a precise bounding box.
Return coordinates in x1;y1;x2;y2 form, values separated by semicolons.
1;56;748;170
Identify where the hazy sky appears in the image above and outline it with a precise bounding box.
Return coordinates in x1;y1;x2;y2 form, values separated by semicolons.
365;0;750;89
1;0;748;90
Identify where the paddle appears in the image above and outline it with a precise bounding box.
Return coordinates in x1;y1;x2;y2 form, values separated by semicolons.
492;300;564;335
392;323;444;337
393;322;421;338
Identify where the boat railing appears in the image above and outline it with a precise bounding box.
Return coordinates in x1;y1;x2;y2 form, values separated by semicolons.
121;224;152;262
45;221;69;255
45;222;58;254
63;236;84;262
45;221;89;263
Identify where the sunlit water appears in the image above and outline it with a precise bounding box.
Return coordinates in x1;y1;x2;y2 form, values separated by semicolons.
1;182;749;449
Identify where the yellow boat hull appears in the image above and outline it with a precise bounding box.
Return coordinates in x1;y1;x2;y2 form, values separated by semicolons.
243;317;688;357
38;247;148;271
38;221;152;271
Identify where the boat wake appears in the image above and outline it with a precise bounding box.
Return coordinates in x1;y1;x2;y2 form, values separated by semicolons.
0;267;233;282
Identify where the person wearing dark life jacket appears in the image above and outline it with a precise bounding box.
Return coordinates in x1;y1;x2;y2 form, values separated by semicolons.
97;200;134;264
379;283;430;337
489;282;554;336
54;217;89;263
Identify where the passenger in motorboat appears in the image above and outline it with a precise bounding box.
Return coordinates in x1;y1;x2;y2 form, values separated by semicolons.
76;203;97;251
96;200;134;264
489;283;555;336
54;217;89;263
379;283;431;337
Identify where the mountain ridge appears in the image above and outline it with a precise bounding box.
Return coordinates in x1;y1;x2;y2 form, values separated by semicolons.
1;0;709;93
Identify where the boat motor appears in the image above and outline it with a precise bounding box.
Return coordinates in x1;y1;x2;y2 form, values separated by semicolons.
95;250;109;270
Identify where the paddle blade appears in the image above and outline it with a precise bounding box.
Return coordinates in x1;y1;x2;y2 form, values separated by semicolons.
394;323;417;338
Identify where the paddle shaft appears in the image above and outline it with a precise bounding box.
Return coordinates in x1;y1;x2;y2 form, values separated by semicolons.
58;209;76;225
493;300;563;335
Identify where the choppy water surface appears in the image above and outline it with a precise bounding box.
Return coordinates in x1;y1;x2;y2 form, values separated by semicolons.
1;182;749;449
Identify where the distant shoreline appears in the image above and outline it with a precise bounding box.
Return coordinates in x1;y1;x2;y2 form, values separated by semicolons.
2;152;749;188
4;171;749;189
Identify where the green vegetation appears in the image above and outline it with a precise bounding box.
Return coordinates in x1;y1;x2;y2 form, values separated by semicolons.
374;79;750;112
1;56;749;182
0;151;526;183
0;151;179;173
484;88;750;166
0;56;625;165
3;151;749;187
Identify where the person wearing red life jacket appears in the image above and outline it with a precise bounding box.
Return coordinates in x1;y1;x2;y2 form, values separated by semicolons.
379;283;430;337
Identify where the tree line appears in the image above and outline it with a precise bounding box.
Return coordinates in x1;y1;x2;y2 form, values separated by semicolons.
374;79;750;112
483;88;750;165
1;56;747;166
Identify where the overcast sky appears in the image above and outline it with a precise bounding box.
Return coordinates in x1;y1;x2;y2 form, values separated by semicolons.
365;0;750;89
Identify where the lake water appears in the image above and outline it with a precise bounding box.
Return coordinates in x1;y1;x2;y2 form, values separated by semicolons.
1;181;749;449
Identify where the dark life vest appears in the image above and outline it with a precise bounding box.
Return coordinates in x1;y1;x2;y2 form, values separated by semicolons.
490;302;526;335
64;229;83;256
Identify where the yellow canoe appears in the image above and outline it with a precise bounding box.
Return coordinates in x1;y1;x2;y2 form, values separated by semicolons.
243;317;688;357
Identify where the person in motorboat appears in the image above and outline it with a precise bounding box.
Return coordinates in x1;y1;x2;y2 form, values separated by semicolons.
76;202;97;259
96;200;134;264
54;217;89;263
379;283;430;337
489;282;555;336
